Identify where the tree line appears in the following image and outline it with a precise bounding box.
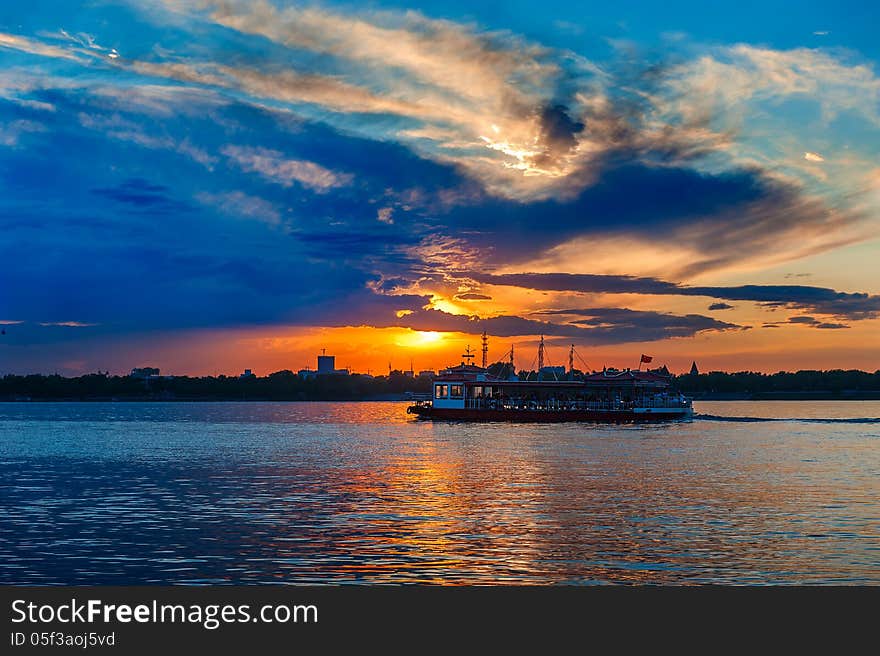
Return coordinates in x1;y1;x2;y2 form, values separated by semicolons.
1;367;879;401
0;370;432;401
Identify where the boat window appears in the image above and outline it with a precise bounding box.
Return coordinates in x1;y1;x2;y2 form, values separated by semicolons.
435;384;449;398
472;386;483;398
450;385;463;398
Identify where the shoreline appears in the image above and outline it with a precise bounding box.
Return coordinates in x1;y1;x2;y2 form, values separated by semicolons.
3;394;880;402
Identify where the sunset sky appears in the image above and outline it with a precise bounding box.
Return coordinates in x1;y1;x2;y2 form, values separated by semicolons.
2;0;880;376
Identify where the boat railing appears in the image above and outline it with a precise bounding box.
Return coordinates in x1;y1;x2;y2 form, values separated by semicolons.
463;396;691;411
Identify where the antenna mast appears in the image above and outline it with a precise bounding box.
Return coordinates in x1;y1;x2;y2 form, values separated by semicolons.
481;330;488;368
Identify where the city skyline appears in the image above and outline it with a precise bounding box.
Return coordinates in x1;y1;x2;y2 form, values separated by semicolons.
2;1;880;376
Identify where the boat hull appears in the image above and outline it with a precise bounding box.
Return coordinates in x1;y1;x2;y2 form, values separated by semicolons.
407;405;691;423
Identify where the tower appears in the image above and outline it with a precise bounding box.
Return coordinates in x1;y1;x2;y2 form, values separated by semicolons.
690;361;699;376
569;344;575;374
481;330;489;369
537;335;545;371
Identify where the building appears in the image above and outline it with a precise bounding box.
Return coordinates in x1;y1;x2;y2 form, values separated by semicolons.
690;361;700;375
300;351;350;378
418;370;436;379
130;367;160;379
317;354;336;374
240;369;255;379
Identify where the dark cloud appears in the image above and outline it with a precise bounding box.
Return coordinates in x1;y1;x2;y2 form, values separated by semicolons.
536;307;743;342
781;316;850;329
369;305;742;345
439;162;781;266
708;302;734;310
454;292;493;301
470;272;880;321
534;103;584;166
91;179;190;214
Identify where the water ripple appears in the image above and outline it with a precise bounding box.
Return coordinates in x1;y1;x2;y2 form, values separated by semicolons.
0;400;878;584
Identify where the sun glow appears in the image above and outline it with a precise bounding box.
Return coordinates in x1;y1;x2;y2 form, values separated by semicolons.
396;330;444;348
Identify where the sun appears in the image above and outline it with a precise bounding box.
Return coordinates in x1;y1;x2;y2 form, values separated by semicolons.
395;330;444;348
416;331;442;345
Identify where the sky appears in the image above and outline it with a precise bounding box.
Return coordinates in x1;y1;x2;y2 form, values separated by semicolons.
1;0;880;376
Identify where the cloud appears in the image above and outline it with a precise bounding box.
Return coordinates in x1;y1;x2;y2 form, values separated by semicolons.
88;84;225;117
78;112;217;167
469;272;880;321
0;119;46;146
155;0;602;199
91;178;190;215
377;305;743;344
376;207;394;224
708;302;734;310
659;44;880;128
533;103;585;167
0;31;92;63
804;151;825;162
222;145;351;192
418;157;862;278
763;315;851;330
128;59;429;118
196;191;281;225
454;292;493;301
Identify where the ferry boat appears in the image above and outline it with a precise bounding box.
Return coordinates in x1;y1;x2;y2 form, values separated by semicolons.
407;338;693;423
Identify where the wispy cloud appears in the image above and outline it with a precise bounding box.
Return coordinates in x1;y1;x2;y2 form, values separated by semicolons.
764;315;849;329
0;119;46;147
0;31;91;62
196;190;282;226
221;145;351;192
38;321;99;327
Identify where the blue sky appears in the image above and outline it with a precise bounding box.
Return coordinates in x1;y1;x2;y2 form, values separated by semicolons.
1;1;879;375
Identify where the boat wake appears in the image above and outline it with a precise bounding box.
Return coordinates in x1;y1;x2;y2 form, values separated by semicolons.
695;414;880;424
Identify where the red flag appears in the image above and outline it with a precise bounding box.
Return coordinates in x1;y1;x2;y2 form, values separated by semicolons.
640;354;653;364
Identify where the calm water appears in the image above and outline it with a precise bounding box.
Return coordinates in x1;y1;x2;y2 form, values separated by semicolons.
1;401;878;585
